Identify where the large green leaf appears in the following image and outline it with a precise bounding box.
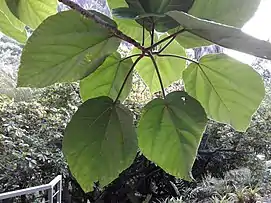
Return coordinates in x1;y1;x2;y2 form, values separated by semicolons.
0;1;26;43
129;0;193;14
138;91;207;180
17;10;121;88
189;0;261;28
167;11;271;60
134;35;186;93
80;52;133;102
63;96;138;192
118;0;193;32
5;0;57;29
183;54;265;132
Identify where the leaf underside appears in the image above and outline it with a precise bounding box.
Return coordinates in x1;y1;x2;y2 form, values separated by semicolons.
17;10;121;88
183;54;265;131
63;96;138;192
138;91;207;180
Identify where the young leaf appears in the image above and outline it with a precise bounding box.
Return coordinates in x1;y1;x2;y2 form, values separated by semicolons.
80;52;133;102
18;10;121;88
120;0;194;32
134;35;186;93
5;0;58;29
0;1;27;43
183;54;265;132
167;11;271;60
63;96;138;192
138;91;207;180
189;0;261;28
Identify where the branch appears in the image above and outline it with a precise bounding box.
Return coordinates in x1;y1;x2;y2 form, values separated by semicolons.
149;53;166;98
58;0;145;51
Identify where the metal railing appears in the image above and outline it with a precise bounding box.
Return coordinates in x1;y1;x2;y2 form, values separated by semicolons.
0;175;62;203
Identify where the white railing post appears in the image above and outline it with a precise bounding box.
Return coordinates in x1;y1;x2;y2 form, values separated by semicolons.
47;186;54;203
56;177;62;203
0;175;62;202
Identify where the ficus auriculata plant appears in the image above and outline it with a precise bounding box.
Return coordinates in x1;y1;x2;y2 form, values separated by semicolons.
0;0;270;192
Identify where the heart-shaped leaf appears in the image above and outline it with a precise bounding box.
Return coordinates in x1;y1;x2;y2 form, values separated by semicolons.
183;54;265;131
18;10;121;88
80;52;133;102
138;91;207;180
63;96;138;192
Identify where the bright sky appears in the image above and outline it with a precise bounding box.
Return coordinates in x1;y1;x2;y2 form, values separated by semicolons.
225;0;271;64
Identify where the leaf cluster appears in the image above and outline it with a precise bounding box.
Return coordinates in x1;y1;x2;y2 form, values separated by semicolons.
0;0;270;193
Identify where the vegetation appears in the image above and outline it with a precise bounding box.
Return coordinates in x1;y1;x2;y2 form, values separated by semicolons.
0;0;271;202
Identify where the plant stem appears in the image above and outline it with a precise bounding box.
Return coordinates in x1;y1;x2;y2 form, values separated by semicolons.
142;20;145;46
148;53;166;98
120;54;142;62
157;35;177;53
58;0;145;52
146;28;185;51
157;53;199;65
151;21;155;46
115;55;144;103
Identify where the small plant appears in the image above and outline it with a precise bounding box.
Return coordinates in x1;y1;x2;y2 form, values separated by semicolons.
211;194;234;203
0;0;270;192
162;197;185;203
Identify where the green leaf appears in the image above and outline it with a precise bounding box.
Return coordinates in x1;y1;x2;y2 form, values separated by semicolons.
121;0;194;32
167;11;271;60
18;10;121;88
113;17;148;43
189;0;261;28
134;35;186;93
112;7;141;19
0;1;24;31
80;52;133;102
129;0;193;14
169;27;211;49
107;0;128;9
183;54;265;131
5;0;58;29
138;91;207;180
0;1;26;43
63;96;138;192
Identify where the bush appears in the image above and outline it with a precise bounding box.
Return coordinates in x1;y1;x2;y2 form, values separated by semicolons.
0;83;84;202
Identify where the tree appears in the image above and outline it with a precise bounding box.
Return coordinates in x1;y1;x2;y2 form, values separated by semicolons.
0;0;270;193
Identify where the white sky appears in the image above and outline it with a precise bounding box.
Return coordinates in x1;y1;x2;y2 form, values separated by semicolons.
225;0;271;64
